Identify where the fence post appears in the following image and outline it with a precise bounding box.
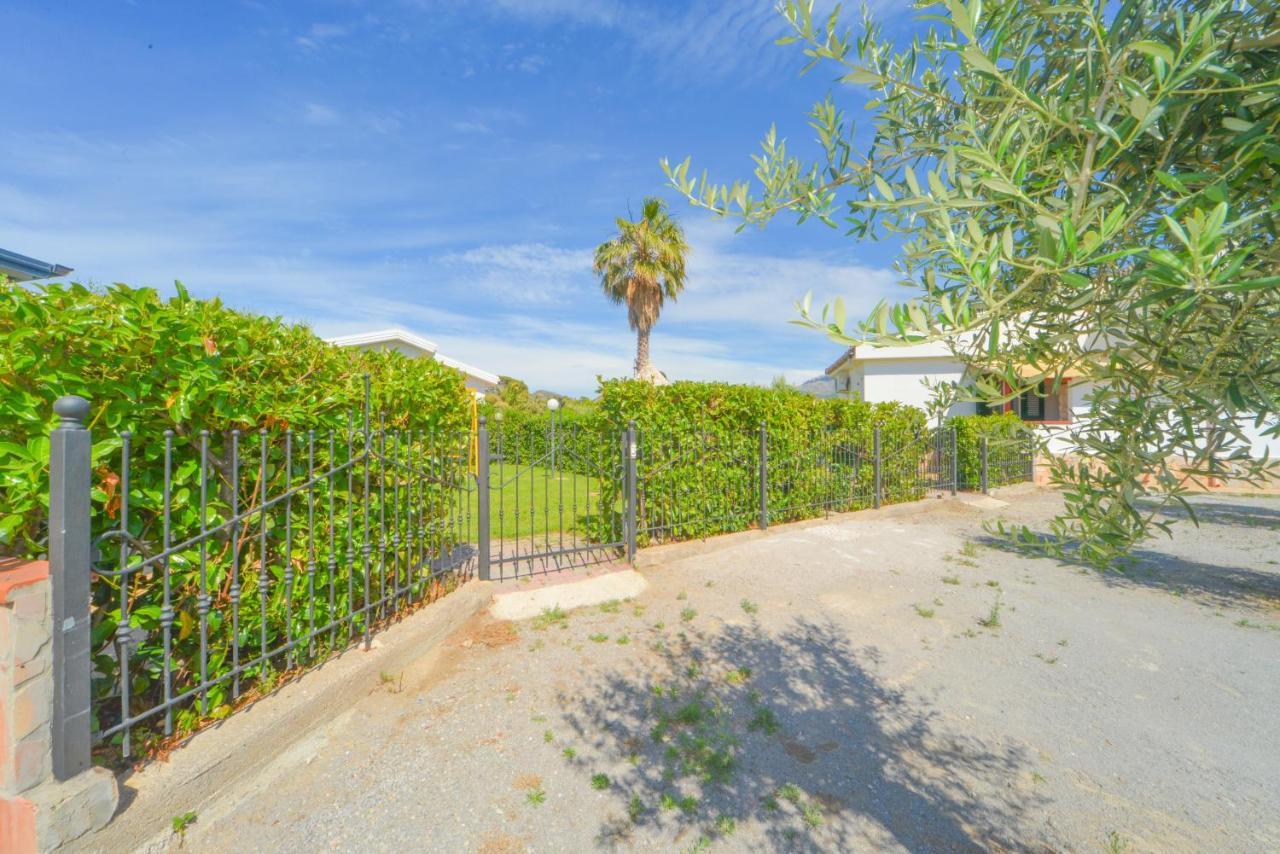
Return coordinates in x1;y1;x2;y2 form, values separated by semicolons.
476;417;491;581
625;421;638;563
980;435;989;494
950;425;958;496
1026;433;1036;483
48;395;93;781
872;426;882;509
758;422;768;530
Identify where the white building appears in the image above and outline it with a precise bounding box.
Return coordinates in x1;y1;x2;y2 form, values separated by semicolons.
825;341;1278;459
326;329;500;395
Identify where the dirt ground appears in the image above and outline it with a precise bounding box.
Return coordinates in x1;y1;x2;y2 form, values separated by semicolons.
162;489;1280;852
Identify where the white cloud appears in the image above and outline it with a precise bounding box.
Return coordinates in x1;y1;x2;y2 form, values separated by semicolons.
295;22;349;50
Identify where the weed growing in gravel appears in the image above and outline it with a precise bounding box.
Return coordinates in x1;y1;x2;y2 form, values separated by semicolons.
599;599;622;614
1058;639;1069;647
678;795;699;815
589;633;609;643
1104;830;1129;853
526;788;547;807
543;730;554;743
762;794;779;812
1032;772;1047;783
687;835;711;853
979;595;1004;629
748;706;780;735
913;604;936;618
563;747;577;759
942;575;960;585
985;579;1001;588
531;714;546;723
627;795;645;822
633;605;647;617
960;628;978;638
532;606;569;631
591;773;610;790
740;599;759;614
1033;653;1059;665
617;634;630;645
677;591;688;600
960;541;980;558
705;580;715;588
681;607;697;622
528;639;545;652
777;783;803;803
724;667;752;686
653;621;666;630
172;810;197;839
660;792;678;811
801;801;824;828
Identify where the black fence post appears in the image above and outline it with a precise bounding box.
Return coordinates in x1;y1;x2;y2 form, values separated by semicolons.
476;417;491;581
950;425;959;496
980;435;989;494
758;422;768;530
873;425;882;509
48;395;93;781
1026;433;1036;483
625;421;638;563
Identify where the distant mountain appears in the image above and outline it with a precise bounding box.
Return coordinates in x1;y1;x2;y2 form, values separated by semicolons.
797;375;837;398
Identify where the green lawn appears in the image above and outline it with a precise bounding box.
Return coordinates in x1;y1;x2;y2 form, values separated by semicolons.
462;465;615;540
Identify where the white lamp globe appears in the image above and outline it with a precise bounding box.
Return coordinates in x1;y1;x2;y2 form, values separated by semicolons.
547;398;560;411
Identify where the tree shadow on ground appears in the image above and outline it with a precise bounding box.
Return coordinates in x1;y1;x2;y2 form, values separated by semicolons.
975;525;1280;613
1143;496;1280;531
557;617;1053;851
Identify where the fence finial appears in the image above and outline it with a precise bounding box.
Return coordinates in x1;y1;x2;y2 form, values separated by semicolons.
54;394;90;429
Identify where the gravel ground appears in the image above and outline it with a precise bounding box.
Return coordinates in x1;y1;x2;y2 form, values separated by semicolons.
185;489;1280;853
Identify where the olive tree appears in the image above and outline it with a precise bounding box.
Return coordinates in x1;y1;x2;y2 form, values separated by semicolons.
664;0;1279;563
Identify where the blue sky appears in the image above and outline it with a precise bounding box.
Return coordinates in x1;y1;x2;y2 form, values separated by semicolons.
2;0;915;395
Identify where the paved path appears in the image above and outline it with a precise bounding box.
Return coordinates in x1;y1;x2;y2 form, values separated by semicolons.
170;490;1280;852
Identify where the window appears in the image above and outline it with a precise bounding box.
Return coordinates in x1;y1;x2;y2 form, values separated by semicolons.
1013;380;1068;422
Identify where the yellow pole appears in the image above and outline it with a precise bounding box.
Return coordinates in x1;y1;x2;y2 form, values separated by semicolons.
469;395;479;475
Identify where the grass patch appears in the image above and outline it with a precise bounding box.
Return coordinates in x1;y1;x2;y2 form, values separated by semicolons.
532;606;569;631
724;666;752;686
913;604;936;618
467;465;602;539
677;591;688;600
589;633;609;643
714;815;736;836
628;795;645;822
591;773;610;790
979;594;1004;629
748;706;780;735
942;575;960;585
740;598;759;614
543;729;554;743
680;607;698;622
617;634;630;645
526;788;547;807
562;747;576;759
599;599;622;614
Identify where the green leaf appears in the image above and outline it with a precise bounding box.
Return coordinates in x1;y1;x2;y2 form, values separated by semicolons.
962;45;998;75
1131;40;1174;65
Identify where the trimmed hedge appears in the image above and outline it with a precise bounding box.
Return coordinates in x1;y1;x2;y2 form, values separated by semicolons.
949;412;1032;489
596;380;930;542
1;281;472;751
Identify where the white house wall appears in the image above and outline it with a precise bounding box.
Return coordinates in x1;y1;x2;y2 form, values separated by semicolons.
861;358;978;418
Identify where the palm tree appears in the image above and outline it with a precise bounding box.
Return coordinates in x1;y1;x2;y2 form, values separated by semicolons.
594;197;689;382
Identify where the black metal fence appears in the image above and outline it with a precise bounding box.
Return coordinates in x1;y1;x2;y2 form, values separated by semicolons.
41;395;1032;772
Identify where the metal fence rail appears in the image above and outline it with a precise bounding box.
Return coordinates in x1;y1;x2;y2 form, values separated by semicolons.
487;415;624;580
81;386;476;760
41;392;1034;773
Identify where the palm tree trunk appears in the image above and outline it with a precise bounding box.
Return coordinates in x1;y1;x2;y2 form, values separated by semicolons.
634;325;651;377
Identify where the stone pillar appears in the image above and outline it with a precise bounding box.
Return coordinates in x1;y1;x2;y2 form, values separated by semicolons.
0;559;117;852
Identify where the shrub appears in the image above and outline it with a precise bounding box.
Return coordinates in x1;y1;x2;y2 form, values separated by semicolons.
949;412;1032;489
1;281;471;752
594;379;928;542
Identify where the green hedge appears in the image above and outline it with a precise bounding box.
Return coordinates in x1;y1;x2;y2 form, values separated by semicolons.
1;281;472;751
596;380;929;542
949;412;1032;489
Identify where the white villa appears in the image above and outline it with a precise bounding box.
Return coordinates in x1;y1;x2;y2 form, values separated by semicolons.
327;328;500;395
825;341;1278;459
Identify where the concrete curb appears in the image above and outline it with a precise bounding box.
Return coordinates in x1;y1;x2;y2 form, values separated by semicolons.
490;569;648;621
70;580;494;853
